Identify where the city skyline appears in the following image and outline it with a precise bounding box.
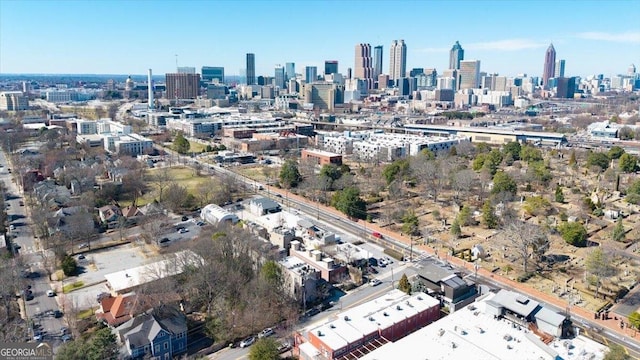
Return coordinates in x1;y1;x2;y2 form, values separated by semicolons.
0;0;639;78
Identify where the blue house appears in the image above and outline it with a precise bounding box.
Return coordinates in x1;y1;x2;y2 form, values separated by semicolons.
116;306;187;360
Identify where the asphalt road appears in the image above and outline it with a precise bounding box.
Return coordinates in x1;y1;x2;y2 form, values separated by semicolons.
0;149;67;347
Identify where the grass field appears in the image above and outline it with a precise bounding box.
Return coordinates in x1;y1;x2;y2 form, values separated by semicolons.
189;141;207;153
120;166;215;207
62;281;84;293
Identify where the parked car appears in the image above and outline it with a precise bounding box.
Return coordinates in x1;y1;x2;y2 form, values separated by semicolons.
239;336;255;348
277;341;292;353
9;224;15;231
53;310;63;318
60;327;68;335
369;278;382;287
77;254;85;260
181;216;188;221
25;293;35;301
46;290;56;297
33;332;43;341
61;334;72;342
368;266;378;274
19;200;24;206
378;258;388;266
178;228;189;234
78;243;89;249
258;327;274;339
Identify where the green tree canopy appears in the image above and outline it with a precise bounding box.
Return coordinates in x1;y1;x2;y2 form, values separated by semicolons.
626;179;640;205
612;218;626;242
401;211;420;235
629;312;640;329
502;141;521;161
618;126;634;140
261;260;283;286
604;344;631;360
457;205;473;226
607;146;625;160
173;132;190;154
61;255;77;276
555;186;565;203
481;200;499;229
382;159;410;185
450;218;462;238
523;196;552;216
586;151;610;171
527;161;552;185
279;159;302;188
249;338;281;360
320;164;342;181
331;187;367;219
618;153;637;173
57;327;118;360
520;145;543;163
558;222;588;247
398;273;412;294
475;142;491;154
491;171;517;196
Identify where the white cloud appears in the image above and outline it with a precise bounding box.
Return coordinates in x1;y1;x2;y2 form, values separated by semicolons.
466;39;548;51
576;31;640;43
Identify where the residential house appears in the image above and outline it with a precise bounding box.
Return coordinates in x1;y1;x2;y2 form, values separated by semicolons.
99;205;122;223
249;197;282;216
97;293;138;327
122;205;143;218
116;306;187;360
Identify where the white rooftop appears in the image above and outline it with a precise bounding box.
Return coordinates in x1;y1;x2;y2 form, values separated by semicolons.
104;250;202;293
359;292;608;360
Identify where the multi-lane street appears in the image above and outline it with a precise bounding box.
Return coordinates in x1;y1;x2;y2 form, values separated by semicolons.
0;149;67;347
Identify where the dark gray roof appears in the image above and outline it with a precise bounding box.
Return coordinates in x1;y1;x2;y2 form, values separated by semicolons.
118;306;186;349
251;197;281;210
415;262;455;283
490;290;540;318
442;275;467;290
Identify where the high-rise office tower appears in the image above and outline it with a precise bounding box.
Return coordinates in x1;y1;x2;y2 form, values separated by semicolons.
542;44;556;89
285;62;295;81
324;61;338;76
458;60;480;90
409;68;424;77
354;43;374;89
373;45;383;77
274;65;286;89
555;77;576;98
347;68;352;80
449;41;464;70
305;66;318;84
554;60;565;78
202;66;225;83
166;73;201;99
389;40;407;82
246;53;256;85
627;64;636;76
177;67;196;74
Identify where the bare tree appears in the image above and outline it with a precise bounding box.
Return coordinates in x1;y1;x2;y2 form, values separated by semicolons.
451;168;477;200
151;167;172;203
585;248;617;299
140;214;171;244
500;220;549;274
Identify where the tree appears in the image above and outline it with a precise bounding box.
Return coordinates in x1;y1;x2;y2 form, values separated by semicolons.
173;132;190;154
163;182;190;211
249;338;280;360
451;168;477;200
604;344;631;360
382;159;410;185
500;221;548;274
527;161;552;185
457;205;473;226
502;141;521;161
618;126;634;140
85;327;119;360
608;146;625;160
279;159;302;188
618;153;637;173
520;145;543;163
523;196;552;217
331;187;367;220
586;151;610;171
629;312;640;329
61;255;77;276
626;179;640;204
450;218;462;238
491;171;517;197
612;218;626;242
558;222;588;247
585;248;616;299
555;185;565;203
319;164;342;190
398;274;411;294
401;211;419;235
481;200;498;229
260;260;283;286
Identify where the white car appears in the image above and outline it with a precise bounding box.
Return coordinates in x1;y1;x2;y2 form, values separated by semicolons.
9;224;15;231
369;278;382;287
239;336;255;348
46;290;56;297
258;327;274;338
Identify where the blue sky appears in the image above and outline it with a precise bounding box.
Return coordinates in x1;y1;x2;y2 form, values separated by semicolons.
1;0;639;78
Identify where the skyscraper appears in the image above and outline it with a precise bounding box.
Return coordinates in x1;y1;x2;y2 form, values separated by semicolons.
542;44;556;89
274;65;285;89
285;62;295;81
305;66;318;84
166;73;201;100
324;61;338;76
177;67;196;74
554;60;565;78
246;53;256;85
458;60;480;90
373;45;383;77
354;43;374;89
449;41;464;70
389;40;407;82
202;66;225;83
